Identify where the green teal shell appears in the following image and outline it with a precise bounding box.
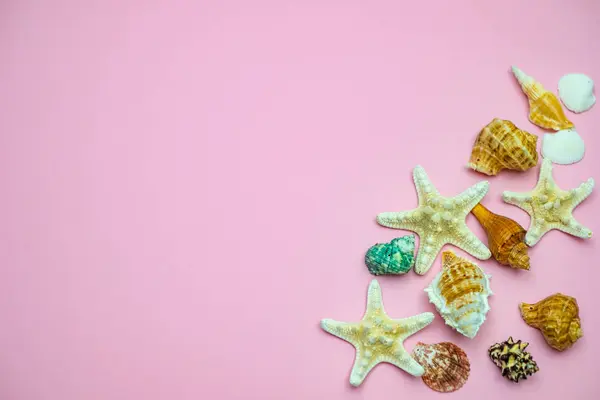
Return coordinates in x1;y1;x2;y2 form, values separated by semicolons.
365;235;415;275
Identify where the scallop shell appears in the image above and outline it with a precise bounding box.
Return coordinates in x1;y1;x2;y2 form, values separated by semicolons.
558;73;595;113
424;251;492;338
412;342;470;393
471;203;530;270
519;293;583;351
542;128;585;165
468;118;538;176
364;235;415;275
512;66;574;131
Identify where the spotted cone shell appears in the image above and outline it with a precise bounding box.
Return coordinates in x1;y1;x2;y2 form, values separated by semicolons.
412;342;470;393
471;203;530;270
468;118;538;176
520;293;583;351
512;66;574;131
425;251;492;338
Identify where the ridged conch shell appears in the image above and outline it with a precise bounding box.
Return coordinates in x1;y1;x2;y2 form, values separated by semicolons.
364;235;415;275
488;337;539;382
468;118;538;176
412;342;470;393
471;203;530;270
519;293;583;351
512;66;574;131
425;251;492;338
542;128;585;165
558;73;596;113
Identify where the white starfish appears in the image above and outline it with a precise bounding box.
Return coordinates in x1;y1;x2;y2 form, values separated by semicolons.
503;158;594;246
377;165;491;275
321;280;434;387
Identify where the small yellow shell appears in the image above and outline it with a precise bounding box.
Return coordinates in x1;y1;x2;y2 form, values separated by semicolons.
519;293;583;351
468;118;538;176
512;66;574;131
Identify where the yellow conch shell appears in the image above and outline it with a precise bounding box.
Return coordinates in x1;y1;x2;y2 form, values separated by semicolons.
519;293;583;351
512;66;574;131
468;118;538;176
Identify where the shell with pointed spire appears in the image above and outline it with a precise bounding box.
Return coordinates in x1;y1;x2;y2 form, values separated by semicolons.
468;118;538;176
425;251;492;338
512;66;574;131
471;203;530;270
519;293;583;351
412;342;470;393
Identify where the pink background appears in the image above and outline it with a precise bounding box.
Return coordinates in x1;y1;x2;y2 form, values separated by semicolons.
1;0;599;399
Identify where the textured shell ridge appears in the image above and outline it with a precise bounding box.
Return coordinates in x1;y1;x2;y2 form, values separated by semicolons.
412;342;470;392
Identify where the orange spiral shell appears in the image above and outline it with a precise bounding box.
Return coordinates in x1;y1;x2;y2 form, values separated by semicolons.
471;203;530;270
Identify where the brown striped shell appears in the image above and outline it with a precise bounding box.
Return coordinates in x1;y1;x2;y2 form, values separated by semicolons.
519;293;583;351
471;203;530;270
468;118;538;176
412;342;470;393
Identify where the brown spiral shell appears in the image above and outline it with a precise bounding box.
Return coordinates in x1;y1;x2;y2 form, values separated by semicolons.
471;203;530;270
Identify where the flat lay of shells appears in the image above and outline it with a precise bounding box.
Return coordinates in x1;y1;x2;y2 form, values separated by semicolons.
320;65;594;392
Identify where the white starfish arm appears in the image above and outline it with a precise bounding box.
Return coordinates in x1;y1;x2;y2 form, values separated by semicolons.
413;165;439;204
320;319;360;343
414;236;445;275
571;178;595;207
449;231;491;260
555;218;593;240
455;181;489;211
388;348;425;377
525;220;550;246
365;279;384;315
393;312;434;337
376;210;420;231
502;191;534;214
349;358;373;387
537;158;555;188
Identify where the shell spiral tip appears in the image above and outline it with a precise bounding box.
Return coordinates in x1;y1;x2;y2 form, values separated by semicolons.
508;242;530;270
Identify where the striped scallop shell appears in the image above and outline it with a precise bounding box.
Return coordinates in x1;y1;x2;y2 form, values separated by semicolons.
412;342;470;393
425;251;492;338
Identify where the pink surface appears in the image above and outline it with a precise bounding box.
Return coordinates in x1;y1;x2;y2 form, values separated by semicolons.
1;0;599;399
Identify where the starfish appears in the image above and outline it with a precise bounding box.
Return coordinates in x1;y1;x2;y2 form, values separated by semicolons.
502;158;594;246
320;279;434;387
377;165;491;275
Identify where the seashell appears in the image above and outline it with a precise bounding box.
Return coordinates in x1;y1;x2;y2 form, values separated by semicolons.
471;203;530;270
412;342;470;393
424;251;492;338
488;337;539;382
468;118;538;176
519;293;583;351
558;73;595;113
512;66;574;131
364;235;415;275
542;128;585;165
